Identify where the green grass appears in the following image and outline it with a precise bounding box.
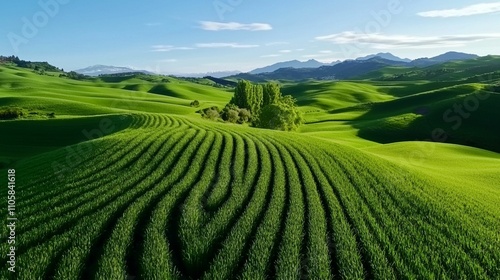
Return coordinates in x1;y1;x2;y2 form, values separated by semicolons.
0;65;499;279
359;55;500;82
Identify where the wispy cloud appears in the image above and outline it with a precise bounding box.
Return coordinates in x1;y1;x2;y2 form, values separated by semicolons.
279;49;292;53
316;31;500;49
151;45;194;52
418;2;500;18
196;43;259;48
199;21;272;31
319;50;333;54
261;54;281;58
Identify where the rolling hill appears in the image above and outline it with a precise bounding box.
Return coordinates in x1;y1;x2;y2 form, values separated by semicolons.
0;64;499;279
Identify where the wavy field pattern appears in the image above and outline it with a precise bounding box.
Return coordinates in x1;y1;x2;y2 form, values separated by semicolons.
1;113;499;280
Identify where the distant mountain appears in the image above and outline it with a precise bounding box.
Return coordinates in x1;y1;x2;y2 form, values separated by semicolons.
173;71;241;78
431;51;479;62
75;65;153;76
410;51;479;67
227;57;407;82
225;51;483;82
356;52;411;63
249;59;340;74
364;55;500;82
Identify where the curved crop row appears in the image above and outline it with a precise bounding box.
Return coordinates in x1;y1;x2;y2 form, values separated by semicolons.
1;114;498;280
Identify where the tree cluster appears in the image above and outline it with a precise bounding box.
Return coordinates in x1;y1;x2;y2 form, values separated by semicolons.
199;80;304;131
0;108;23;120
190;100;200;107
0;55;61;72
59;71;87;80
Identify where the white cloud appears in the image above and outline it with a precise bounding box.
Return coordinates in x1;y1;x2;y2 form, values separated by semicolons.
261;54;281;58
200;21;272;31
315;31;500;49
418;2;500;18
319;50;333;54
196;43;259;48
151;45;194;52
279;49;292;53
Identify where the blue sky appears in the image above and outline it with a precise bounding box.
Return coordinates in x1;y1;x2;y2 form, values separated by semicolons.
2;0;500;74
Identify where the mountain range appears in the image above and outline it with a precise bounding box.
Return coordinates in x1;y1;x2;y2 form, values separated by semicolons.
73;51;479;80
74;65;153;76
225;51;479;81
356;52;411;63
249;59;341;74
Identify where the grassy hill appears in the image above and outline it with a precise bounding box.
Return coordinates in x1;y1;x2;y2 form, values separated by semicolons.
360;55;500;82
0;65;499;279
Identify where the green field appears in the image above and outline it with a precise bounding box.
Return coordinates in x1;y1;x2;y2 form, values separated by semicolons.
1;64;499;279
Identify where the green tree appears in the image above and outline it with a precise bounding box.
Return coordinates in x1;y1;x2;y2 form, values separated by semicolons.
230;80;263;120
257;96;304;131
238;109;251;124
263;83;282;106
199;106;221;121
231;80;252;109
221;104;239;123
190;100;200;107
250;84;263;122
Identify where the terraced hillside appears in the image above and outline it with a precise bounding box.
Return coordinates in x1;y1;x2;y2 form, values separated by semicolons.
1;113;499;279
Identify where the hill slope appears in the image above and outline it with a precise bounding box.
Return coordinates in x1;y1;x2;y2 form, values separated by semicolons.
1;114;499;279
0;64;499;279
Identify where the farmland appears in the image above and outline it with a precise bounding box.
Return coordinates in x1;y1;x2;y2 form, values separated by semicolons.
0;64;500;279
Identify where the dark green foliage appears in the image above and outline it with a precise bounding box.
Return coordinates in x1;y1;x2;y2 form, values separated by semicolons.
190;100;200;107
238;109;251;124
257;97;304;131
0;108;23;120
231;80;252;109
60;71;87;80
226;80;303;130
199;106;221;121
0;55;61;72
227;109;240;123
230;80;263;120
220;104;252;124
263;83;282;106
